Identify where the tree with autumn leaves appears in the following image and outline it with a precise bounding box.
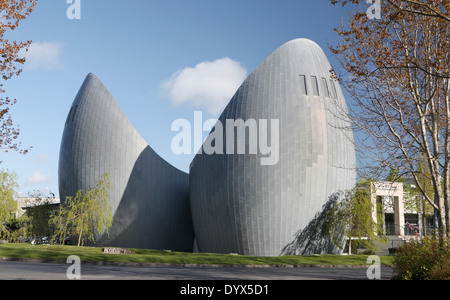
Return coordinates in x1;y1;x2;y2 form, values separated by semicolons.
0;0;37;158
0;0;36;241
329;0;450;242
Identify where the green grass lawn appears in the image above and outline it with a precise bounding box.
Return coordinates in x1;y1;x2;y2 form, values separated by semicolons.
0;243;395;266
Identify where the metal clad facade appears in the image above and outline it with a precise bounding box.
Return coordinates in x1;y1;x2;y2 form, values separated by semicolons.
58;74;194;251
189;39;356;256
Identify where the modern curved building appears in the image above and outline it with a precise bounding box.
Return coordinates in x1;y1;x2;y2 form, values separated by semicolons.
59;38;356;256
189;38;356;256
58;74;194;251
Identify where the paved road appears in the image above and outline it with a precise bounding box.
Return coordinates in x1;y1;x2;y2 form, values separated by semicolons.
0;260;393;280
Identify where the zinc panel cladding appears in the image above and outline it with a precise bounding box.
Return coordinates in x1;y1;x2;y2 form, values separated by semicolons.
189;38;356;256
58;74;194;251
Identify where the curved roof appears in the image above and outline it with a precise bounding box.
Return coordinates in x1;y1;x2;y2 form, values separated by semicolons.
189;38;356;256
58;73;194;251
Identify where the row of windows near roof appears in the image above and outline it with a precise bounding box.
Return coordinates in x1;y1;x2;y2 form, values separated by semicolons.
299;74;338;99
65;75;338;126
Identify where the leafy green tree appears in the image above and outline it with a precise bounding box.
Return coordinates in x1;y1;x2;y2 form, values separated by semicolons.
416;158;435;234
0;168;19;240
25;190;57;240
324;180;386;254
51;174;113;246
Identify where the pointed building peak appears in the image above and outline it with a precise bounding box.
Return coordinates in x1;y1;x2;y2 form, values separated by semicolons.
84;72;101;83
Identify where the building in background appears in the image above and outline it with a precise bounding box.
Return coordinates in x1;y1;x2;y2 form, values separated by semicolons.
15;197;60;219
371;180;436;236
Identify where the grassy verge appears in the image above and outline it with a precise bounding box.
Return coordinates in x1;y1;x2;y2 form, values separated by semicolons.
0;243;394;266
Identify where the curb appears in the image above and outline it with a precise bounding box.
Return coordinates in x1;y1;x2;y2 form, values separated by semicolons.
1;257;392;269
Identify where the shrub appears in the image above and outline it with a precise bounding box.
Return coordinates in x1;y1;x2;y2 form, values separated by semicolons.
392;236;450;280
428;256;450;280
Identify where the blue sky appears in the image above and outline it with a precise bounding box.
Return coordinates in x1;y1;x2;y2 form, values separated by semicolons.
0;0;362;197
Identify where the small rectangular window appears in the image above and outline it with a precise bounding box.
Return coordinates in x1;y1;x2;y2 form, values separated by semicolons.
299;75;307;95
311;76;319;97
330;80;338;99
322;77;330;98
71;105;78;122
66;106;74;124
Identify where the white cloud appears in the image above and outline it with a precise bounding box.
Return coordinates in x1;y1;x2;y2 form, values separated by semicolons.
24;171;52;187
162;57;247;115
20;42;63;70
